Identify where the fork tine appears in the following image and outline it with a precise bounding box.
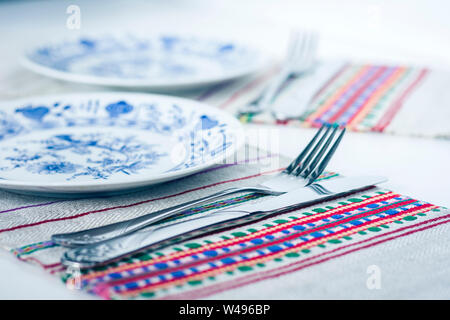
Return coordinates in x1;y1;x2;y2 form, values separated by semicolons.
311;33;319;55
299;32;313;61
292;123;333;176
301;123;339;180
290;31;308;61
284;123;327;174
291;32;308;62
304;33;318;66
307;126;346;184
286;31;302;60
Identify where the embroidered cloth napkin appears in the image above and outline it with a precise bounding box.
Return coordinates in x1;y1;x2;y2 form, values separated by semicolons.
1;146;449;299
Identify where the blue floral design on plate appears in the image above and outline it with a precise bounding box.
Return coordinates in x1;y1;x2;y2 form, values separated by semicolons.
15;106;50;122
23;34;265;88
0;93;242;193
3;132;167;181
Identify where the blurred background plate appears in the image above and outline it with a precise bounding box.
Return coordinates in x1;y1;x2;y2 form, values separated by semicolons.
21;33;268;90
0;92;244;197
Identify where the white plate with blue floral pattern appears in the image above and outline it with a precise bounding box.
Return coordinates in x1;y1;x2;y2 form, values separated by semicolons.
21;34;267;90
0;92;244;197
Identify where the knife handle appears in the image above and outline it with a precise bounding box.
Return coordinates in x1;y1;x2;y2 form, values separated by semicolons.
52;186;273;247
61;210;249;268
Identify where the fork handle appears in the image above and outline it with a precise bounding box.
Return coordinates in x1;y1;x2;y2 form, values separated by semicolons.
253;67;291;112
51;186;278;247
62;209;255;268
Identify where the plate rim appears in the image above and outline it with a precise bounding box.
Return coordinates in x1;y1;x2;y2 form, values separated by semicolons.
0;91;245;193
21;33;269;89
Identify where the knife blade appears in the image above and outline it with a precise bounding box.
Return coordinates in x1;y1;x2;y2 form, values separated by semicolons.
61;175;387;268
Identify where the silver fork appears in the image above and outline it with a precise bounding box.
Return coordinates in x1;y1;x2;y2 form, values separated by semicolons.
52;123;345;247
238;30;318;117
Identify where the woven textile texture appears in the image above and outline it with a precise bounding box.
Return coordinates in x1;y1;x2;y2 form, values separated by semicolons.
1;146;449;299
196;62;450;139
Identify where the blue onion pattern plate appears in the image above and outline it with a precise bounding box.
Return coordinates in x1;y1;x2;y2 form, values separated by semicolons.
0;92;244;196
22;34;267;90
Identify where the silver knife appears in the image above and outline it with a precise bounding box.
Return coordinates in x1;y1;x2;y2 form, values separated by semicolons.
61;175;387;268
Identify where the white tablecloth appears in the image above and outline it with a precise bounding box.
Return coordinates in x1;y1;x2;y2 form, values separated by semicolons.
0;0;449;299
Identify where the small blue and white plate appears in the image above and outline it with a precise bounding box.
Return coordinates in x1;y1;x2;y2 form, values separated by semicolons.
0;92;244;197
21;34;267;90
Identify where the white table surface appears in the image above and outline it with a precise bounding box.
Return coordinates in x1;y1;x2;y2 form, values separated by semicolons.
0;0;449;299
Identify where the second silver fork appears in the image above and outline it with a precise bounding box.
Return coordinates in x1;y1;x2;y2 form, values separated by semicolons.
52;123;345;247
238;30;318;117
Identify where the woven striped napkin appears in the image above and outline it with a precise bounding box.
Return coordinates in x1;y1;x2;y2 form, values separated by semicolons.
192;61;450;139
1;146;448;299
